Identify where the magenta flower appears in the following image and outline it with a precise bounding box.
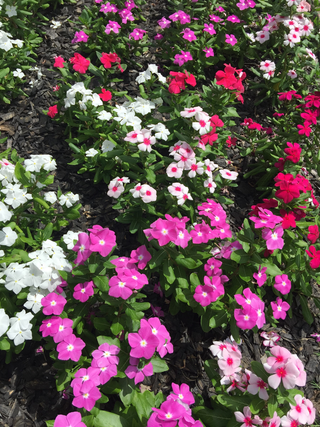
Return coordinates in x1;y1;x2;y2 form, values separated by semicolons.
274;274;291;295
181;28;197;42
91;359;117;384
41;293;67;316
128;327;158;359
118;8;134;23
92;343;120;367
171;383;194;405
125;357;153;384
73;281;94;303
129;28;146;40
153;400;185;423
227;15;241;23
145;218;178;246
150;305;164;317
158;17;171;28
209;14;223;22
72;31;89;43
73;232;92;265
89;226;116;257
39;317;60;337
271;297;290;319
234;306;258;330
72;381;101;411
105;21;121;34
57;334;85;362
130;245;151;269
225;34;237;46
154;33;163;40
108;275;135;300
262;226;284;250
71;367;100;396
52;317;73;343
154;282;163;297
53;412;86;427
203;47;214;58
203;23;216;35
253;265;267;287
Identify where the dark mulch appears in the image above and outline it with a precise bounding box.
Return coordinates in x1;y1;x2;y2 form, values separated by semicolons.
0;1;320;426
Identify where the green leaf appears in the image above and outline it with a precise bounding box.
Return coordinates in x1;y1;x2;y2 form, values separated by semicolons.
299;295;313;325
94;410;131;427
217;394;252;411
163;259;175;284
132;390;156;421
250;361;269;383
94;276;109;292
175;256;202;269
0;68;10;80
150;356;169;373
192;406;232;427
93;317;109;331
239;265;251;282
204;359;219;384
268;393;278;417
209;310;228;328
250;395;265;414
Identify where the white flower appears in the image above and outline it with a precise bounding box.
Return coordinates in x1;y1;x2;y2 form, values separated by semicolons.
91;93;103;107
5;267;28;294
287;70;297;79
7;309;34;346
0;201;12;222
13;39;23;48
50;20;61;29
85;148;99;157
0;309;9;337
59;192;80;208
0;227;18;246
24;288;46;313
136;69;151;84
5;5;17;17
219;169;238;180
13;68;25;78
97;110;112;121
148;64;158;74
44;191;57;204
24;154;56;172
62;230;81;249
130;97;156;115
255;30;270;43
101;140;116;152
157;73;167;84
79;100;87;111
152;123;170;140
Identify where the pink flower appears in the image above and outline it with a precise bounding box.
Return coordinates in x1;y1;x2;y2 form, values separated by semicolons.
53;412;86;427
108;275;135;300
158;17;171;28
57;334;86;362
52;317;73;343
152;400;186;423
130;245;151;269
267;363;299;389
39;317;60;337
129;28;146;40
72;381;101;411
274;274;291;295
219;169;238;180
154;33;163;40
234;306;258;330
203;47;214;57
289;394;309;424
71;367;100;395
209;14;223;22
260;331;280;347
128;327;158;359
105;21;121;34
218;348;241;376
227;15;241;23
225;34;237;46
89;226;116;257
262;226;284;250
72;31;89;43
253;266;267;286
73;281;94;302
125;357;153;384
140;184;157;203
181;28;197;41
171;383;194;405
92;343;120;367
204;23;216;35
54;56;65;68
107;179;124;198
247;373;269;400
41;293;67;316
271;297;290;319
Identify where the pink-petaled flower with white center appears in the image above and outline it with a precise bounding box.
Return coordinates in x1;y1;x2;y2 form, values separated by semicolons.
253;265;267;287
209;14;223;22
204;177;217;193
204;23;216;35
105;21;121;34
234;306;258;330
73;281;94;303
262;226;284;250
219;169;238;180
225;34;237;45
41;293;67;316
140;184;157;203
274;274;291;295
260;331;281;347
57;334;86;362
174;228;191;248
130;245;151;269
92;343;120;367
180;106;203;118
53;412;86;427
234;406;263;427
227;15;241;23
171;383;195;405
271;297;290;320
128;327;158;359
89;226;116;257
181;28;197;41
203;47;214;57
119;268;148;290
247;373;269;400
188;161;204;178
72;381;101;411
107;179;124;198
125;357;153;385
256;30;270;43
166;162;184;178
158;17;171;28
130;183;143;198
73;232;92;265
190;221;213;244
129;28;146;40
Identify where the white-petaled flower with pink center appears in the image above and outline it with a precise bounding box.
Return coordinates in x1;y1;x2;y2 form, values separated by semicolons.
260;60;275;72
234;406;262;427
204;159;218;176
247;373;269;400
192;118;211;135
166;162;184;178
256;30;270;43
177;156;194;170
107;179;124;199
306;48;317;61
263;70;275;80
168;183;188;197
219;169;238;180
179;142;195;159
218;349;241;376
140;184;157;203
204;177;217;193
180;106;203;118
209;341;227;359
130;183;143;198
287;70;297;79
288;31;301;43
300;18;313;36
124;130;142;143
169;141;182;155
267;362;300;389
188;161;204;178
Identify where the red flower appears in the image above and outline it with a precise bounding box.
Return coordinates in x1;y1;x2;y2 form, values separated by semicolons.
210;114;224;127
297;122;312;136
226;136;237;148
304;92;320;108
201;130;218;145
47;105;58;118
100;52;122;70
168;70;196;94
306;246;320;269
284;142;301;164
280;209;296;229
248;122;262;130
278;90;302;101
99;88;112;101
308;225;319;244
54;56;65;68
274;157;286;172
69;53;90;73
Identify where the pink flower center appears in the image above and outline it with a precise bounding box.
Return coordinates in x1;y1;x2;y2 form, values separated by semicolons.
227;357;233;366
146;190;151;196
199;120;207;127
143;138;151;145
276;367;286;377
172;167;177;172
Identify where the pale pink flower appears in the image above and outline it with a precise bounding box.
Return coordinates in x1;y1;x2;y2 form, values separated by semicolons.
289;394;309;424
166;162;184;178
234;406;263;427
107;179;124;198
256;30;270;43
219;169;238;180
140;184;157;203
247;373;269;400
180;106;203;118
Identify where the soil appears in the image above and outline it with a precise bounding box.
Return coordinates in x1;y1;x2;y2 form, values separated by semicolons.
0;1;320;426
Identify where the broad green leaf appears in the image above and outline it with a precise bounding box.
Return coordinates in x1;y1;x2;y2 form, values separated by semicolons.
299;295;313;325
132;390;156;421
151;356;169;373
250;361;269;383
94;276;109;292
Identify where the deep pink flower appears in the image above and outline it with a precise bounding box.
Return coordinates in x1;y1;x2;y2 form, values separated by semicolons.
129;28;146;40
274;274;291;295
39;317;60;337
71;367;100;396
181;28;197;42
52;317;73;343
225;34;237;45
234;306;258;330
271;297;290;319
262;226;284;250
73;232;92;265
72;381;101;411
73;281;94;302
41;293;67;316
253;266;267;286
171;383;194;405
72;31;89;43
203;23;216;35
89;227;116;257
203;47;214;57
108;275;135;300
92;343;120;367
54;412;86;427
128;328;158;359
125;357;153;384
130;245;151;269
158;17;171;28
57;334;85;362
